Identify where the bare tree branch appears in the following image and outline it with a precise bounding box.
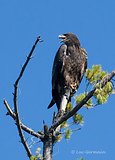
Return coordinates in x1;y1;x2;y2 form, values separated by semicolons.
20;123;44;139
4;99;44;139
4;99;16;119
7;36;41;158
50;70;115;132
15;36;41;85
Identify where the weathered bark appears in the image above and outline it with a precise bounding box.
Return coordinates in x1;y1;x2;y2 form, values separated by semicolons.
43;133;53;160
43;113;62;160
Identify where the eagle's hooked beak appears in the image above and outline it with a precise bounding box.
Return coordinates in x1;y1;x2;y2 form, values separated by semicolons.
58;34;66;43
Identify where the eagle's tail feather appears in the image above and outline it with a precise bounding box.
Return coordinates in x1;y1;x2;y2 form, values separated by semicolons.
59;89;71;111
48;99;55;109
59;95;68;111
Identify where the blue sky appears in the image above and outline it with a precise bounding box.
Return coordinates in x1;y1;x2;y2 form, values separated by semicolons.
0;0;115;160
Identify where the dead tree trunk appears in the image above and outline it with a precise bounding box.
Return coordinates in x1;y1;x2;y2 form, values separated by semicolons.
43;133;53;160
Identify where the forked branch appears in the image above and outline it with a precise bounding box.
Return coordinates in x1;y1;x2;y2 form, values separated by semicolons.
4;99;44;139
4;36;42;158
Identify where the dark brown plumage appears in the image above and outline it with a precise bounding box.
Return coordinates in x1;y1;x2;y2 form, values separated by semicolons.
48;33;87;111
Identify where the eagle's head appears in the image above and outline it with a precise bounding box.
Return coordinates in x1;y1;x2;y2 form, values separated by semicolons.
58;33;80;47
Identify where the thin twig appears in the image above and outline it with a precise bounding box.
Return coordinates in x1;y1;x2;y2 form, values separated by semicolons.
13;36;41;158
15;36;41;86
4;99;16;119
29;137;41;149
20;123;44;139
60;128;81;134
50;70;115;132
85;79;90;94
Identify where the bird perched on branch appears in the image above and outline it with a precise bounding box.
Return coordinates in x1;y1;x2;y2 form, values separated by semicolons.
48;33;87;111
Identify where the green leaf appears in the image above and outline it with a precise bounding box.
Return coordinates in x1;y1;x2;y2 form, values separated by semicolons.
92;65;101;79
74;93;85;104
103;82;113;94
98;71;107;80
66;102;73;112
30;156;39;160
74;93;92;108
73;113;83;124
61;120;68;128
65;128;72;139
86;65;101;82
86;65;108;84
77;158;84;160
96;94;103;104
86;68;92;79
30;156;34;160
56;134;63;142
86;97;93;108
94;88;109;104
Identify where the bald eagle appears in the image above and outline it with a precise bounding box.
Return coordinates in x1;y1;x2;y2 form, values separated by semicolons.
48;33;87;111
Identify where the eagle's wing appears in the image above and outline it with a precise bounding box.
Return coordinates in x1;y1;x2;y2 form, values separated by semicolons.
48;44;67;109
52;44;67;90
